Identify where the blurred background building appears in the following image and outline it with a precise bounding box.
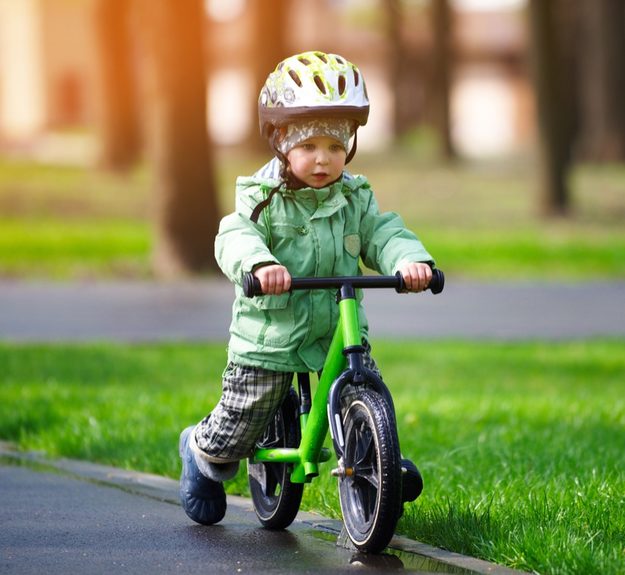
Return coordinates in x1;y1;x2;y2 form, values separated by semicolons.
0;0;530;162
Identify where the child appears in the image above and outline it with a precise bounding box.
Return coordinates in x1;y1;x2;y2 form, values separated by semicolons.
179;51;434;525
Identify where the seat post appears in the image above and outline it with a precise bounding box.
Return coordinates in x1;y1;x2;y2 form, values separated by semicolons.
296;372;311;416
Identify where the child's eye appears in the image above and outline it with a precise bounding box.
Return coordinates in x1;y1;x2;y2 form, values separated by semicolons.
302;143;316;151
330;144;344;152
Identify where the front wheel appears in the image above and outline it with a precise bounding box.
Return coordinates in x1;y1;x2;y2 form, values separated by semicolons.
338;390;402;553
248;389;304;529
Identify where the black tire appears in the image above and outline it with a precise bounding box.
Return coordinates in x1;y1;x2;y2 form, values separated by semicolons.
338;389;402;553
248;389;304;529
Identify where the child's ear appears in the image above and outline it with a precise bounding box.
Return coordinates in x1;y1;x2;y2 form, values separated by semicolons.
277;126;287;142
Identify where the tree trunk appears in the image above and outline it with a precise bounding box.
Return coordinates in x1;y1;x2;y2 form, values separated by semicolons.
138;0;220;276
430;0;456;160
248;0;289;151
92;0;141;170
528;0;572;216
380;0;428;143
578;0;625;161
382;0;403;138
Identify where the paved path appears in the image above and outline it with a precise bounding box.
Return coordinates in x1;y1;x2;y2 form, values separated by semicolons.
0;445;524;575
0;278;624;341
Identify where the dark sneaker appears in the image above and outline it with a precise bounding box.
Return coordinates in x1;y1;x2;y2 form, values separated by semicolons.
401;459;423;502
179;426;227;525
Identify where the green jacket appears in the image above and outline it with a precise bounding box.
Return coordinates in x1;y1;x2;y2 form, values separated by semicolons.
215;158;434;372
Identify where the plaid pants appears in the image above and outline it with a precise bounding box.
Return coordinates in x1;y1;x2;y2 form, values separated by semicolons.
195;343;381;463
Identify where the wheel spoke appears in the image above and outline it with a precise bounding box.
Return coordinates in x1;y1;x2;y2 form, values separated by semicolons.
352;421;379;489
354;423;373;466
267;464;285;498
352;476;376;523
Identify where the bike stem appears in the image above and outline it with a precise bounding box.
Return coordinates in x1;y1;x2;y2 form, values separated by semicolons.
338;283;362;349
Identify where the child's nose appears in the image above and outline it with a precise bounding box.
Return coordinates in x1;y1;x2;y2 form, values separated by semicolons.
316;150;330;164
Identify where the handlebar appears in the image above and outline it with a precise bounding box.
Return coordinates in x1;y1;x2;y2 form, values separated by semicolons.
243;268;445;298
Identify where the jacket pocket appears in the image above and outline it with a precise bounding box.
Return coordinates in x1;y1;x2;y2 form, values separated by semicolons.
240;292;295;347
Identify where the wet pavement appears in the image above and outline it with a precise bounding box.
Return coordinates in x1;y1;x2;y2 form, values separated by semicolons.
0;446;524;575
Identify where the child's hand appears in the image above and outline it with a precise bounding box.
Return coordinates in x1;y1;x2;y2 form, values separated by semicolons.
397;262;432;292
253;264;292;295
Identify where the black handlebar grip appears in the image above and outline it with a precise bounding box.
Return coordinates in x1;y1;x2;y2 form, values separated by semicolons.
396;268;445;294
242;272;263;298
429;268;445;294
394;271;406;293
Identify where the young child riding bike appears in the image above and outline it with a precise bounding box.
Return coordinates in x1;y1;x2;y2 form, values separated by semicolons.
179;51;435;525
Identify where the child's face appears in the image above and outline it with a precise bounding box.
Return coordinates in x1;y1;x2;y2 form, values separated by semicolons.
286;136;347;188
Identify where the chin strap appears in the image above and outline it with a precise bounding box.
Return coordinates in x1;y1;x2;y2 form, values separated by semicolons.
250;129;286;224
250;184;281;224
345;129;358;164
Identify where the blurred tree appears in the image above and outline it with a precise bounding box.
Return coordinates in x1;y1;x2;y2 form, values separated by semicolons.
92;0;141;170
138;0;220;276
382;0;405;137
578;0;625;162
381;0;426;141
528;0;573;216
248;0;289;151
429;0;456;160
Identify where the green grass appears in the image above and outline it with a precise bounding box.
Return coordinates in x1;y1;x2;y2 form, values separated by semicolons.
0;219;150;278
1;340;624;575
1;153;624;280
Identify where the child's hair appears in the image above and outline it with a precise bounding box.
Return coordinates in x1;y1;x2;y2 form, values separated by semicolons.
258;51;370;167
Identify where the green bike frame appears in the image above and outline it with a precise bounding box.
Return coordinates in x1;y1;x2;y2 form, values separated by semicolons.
252;284;390;483
250;287;361;483
243;270;443;485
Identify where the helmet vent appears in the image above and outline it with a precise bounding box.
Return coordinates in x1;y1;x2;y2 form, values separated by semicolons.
353;69;360;87
335;56;345;64
298;56;311;66
315;52;327;63
288;70;302;87
338;75;346;96
314;75;326;94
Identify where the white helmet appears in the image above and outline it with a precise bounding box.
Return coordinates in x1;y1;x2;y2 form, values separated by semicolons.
258;51;370;139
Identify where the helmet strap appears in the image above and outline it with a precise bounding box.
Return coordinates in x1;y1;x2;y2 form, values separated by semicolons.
269;129;291;182
345;129;358;164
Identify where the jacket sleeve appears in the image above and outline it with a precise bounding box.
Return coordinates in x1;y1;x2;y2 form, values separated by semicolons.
358;186;434;275
214;183;280;285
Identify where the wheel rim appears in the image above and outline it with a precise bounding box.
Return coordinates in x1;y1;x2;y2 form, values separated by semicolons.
343;412;381;533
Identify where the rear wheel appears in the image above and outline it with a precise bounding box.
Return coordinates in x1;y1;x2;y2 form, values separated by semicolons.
338;389;402;553
248;389;304;529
